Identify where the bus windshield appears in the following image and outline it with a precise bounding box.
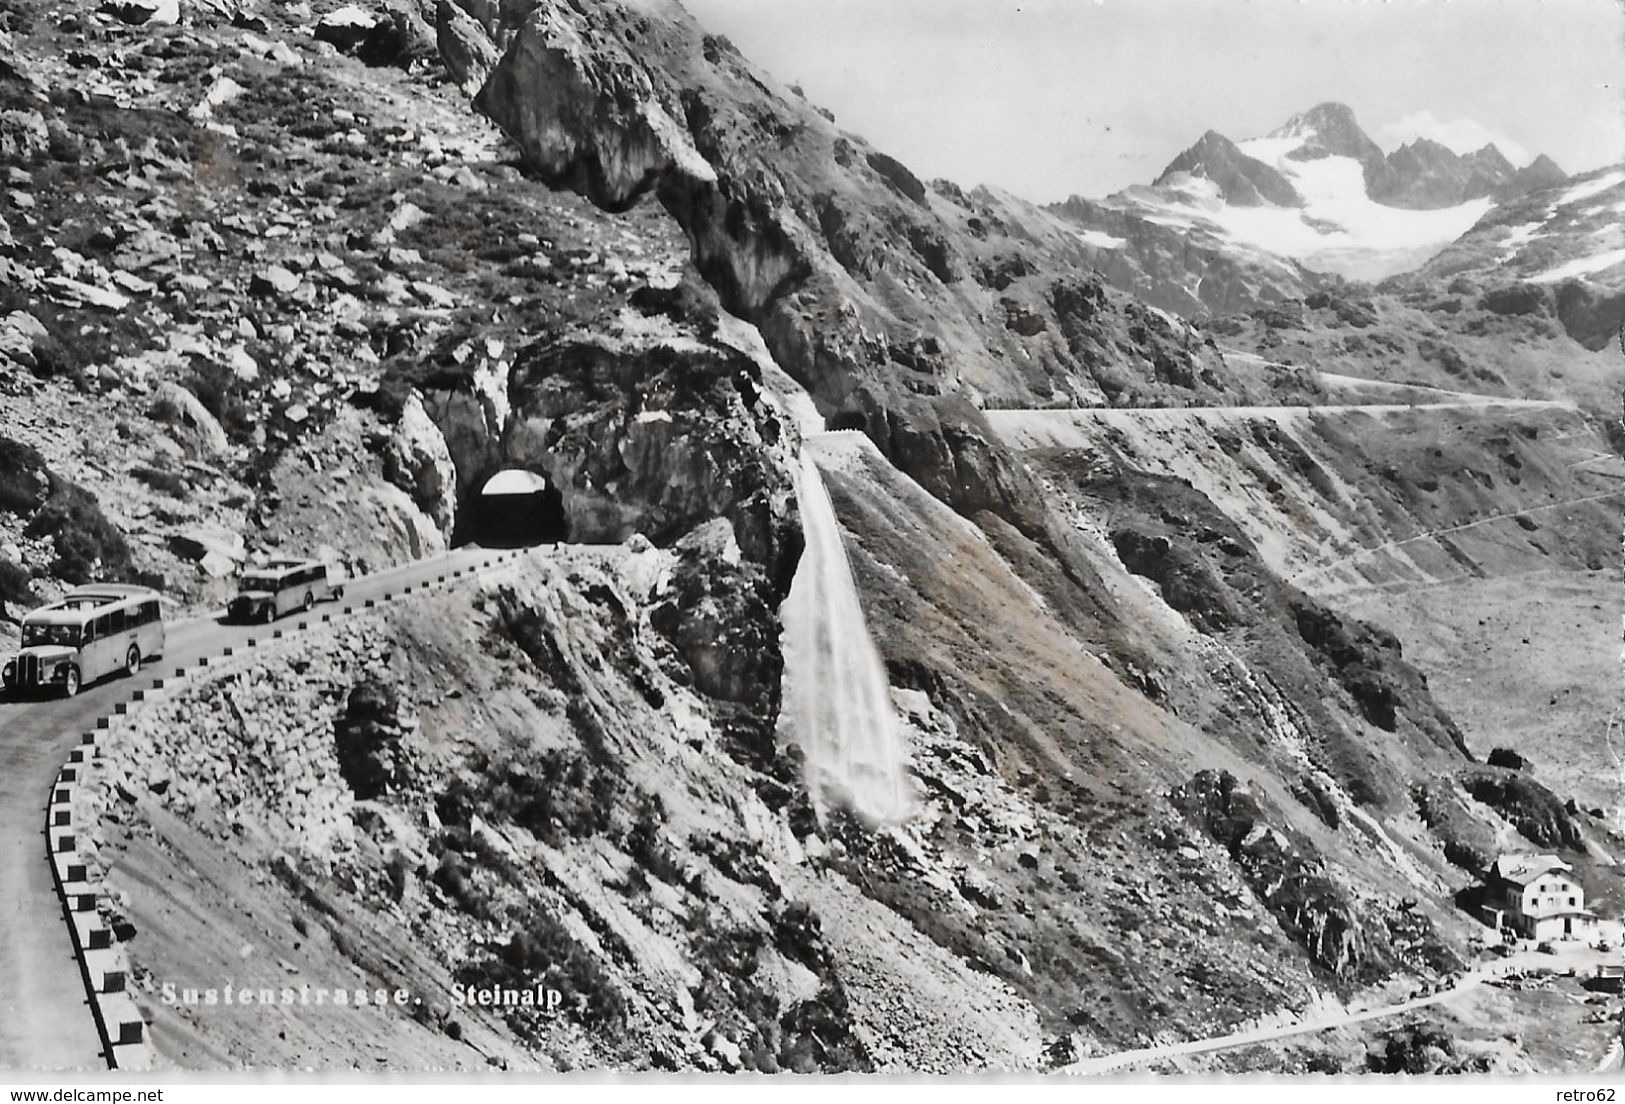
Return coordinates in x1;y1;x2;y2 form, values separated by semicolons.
22;623;80;648
239;574;282;592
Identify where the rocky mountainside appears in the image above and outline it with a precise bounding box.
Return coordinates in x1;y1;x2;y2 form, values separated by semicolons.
1401;163;1625;350
3;0;1622;1077
1050;102;1568;312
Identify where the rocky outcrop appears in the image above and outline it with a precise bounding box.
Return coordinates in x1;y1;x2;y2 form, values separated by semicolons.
1372;139;1531;209
649;519;793;774
1412;778;1499;876
315;5;380;53
334;677;415;799
1500;153;1567;198
383;391;460;538
472;6;712;212
0;436;158;587
354;4;438;69
1553;279;1625;351
470;0;1257;511
1458;766;1584;851
504;328;799;583
650;519;784;705
1154;130;1301;207
1365;1019;1457;1074
436;0;500;92
1172;770;1382;984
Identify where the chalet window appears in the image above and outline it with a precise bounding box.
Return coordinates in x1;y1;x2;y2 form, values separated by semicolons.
1570;897;1577;906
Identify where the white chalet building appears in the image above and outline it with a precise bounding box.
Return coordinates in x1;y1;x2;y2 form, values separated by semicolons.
1483;854;1594;941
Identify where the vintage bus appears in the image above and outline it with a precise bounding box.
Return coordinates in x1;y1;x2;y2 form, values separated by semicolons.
225;558;344;624
1;584;166;698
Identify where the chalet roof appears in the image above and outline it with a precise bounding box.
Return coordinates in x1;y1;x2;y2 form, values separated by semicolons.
1492;854;1572;886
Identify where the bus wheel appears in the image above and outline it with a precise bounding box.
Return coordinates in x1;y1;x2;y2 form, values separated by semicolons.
63;665;80;698
262;604;275;624
303;591;314;613
125;646;141;677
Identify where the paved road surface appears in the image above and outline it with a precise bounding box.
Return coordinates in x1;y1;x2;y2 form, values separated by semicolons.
0;546;500;1070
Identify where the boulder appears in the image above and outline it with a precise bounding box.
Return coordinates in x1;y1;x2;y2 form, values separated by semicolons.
355;4;437;68
436;0;499;92
43;276;129;311
189;76;247;122
100;0;180;24
314;4;379;53
149;381;230;458
249;265;302;298
0;310;46;370
167;526;245;567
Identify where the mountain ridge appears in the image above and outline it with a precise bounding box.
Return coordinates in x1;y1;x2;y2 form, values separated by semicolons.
1049;100;1570;310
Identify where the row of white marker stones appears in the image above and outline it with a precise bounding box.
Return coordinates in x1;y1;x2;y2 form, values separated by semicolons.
45;550;525;1069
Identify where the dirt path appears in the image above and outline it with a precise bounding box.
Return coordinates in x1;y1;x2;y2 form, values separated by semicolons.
0;546;503;1070
983;396;1575;454
1067;951;1616;1075
1288;487;1625;590
1218;346;1522;407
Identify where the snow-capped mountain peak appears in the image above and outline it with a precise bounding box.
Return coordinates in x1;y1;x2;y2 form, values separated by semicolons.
1053;102;1567;290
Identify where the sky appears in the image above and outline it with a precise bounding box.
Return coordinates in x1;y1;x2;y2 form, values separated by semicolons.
681;0;1625;203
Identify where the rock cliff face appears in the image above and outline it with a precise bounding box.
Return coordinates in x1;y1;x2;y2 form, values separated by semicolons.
502;319;799;580
469;0;1293;537
1267;103;1552;210
1153;130;1302;207
79;557;1051;1071
13;0;1622;1076
1047;194;1325;317
1405;162;1625;351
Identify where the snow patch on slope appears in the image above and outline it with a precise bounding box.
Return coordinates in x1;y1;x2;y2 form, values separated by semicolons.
1138;149;1493;282
1558;170;1625;208
1530;246;1625;284
1073;228;1127;250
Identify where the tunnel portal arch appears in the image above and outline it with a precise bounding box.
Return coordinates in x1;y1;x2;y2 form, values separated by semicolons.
457;467;568;548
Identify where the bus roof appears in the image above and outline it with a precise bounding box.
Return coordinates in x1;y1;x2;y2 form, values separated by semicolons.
63;584;161;603
24;586;161;626
23;603;101;627
252;559;323;575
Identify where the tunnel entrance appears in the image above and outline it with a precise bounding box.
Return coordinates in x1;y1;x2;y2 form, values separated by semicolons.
457;468;568;548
